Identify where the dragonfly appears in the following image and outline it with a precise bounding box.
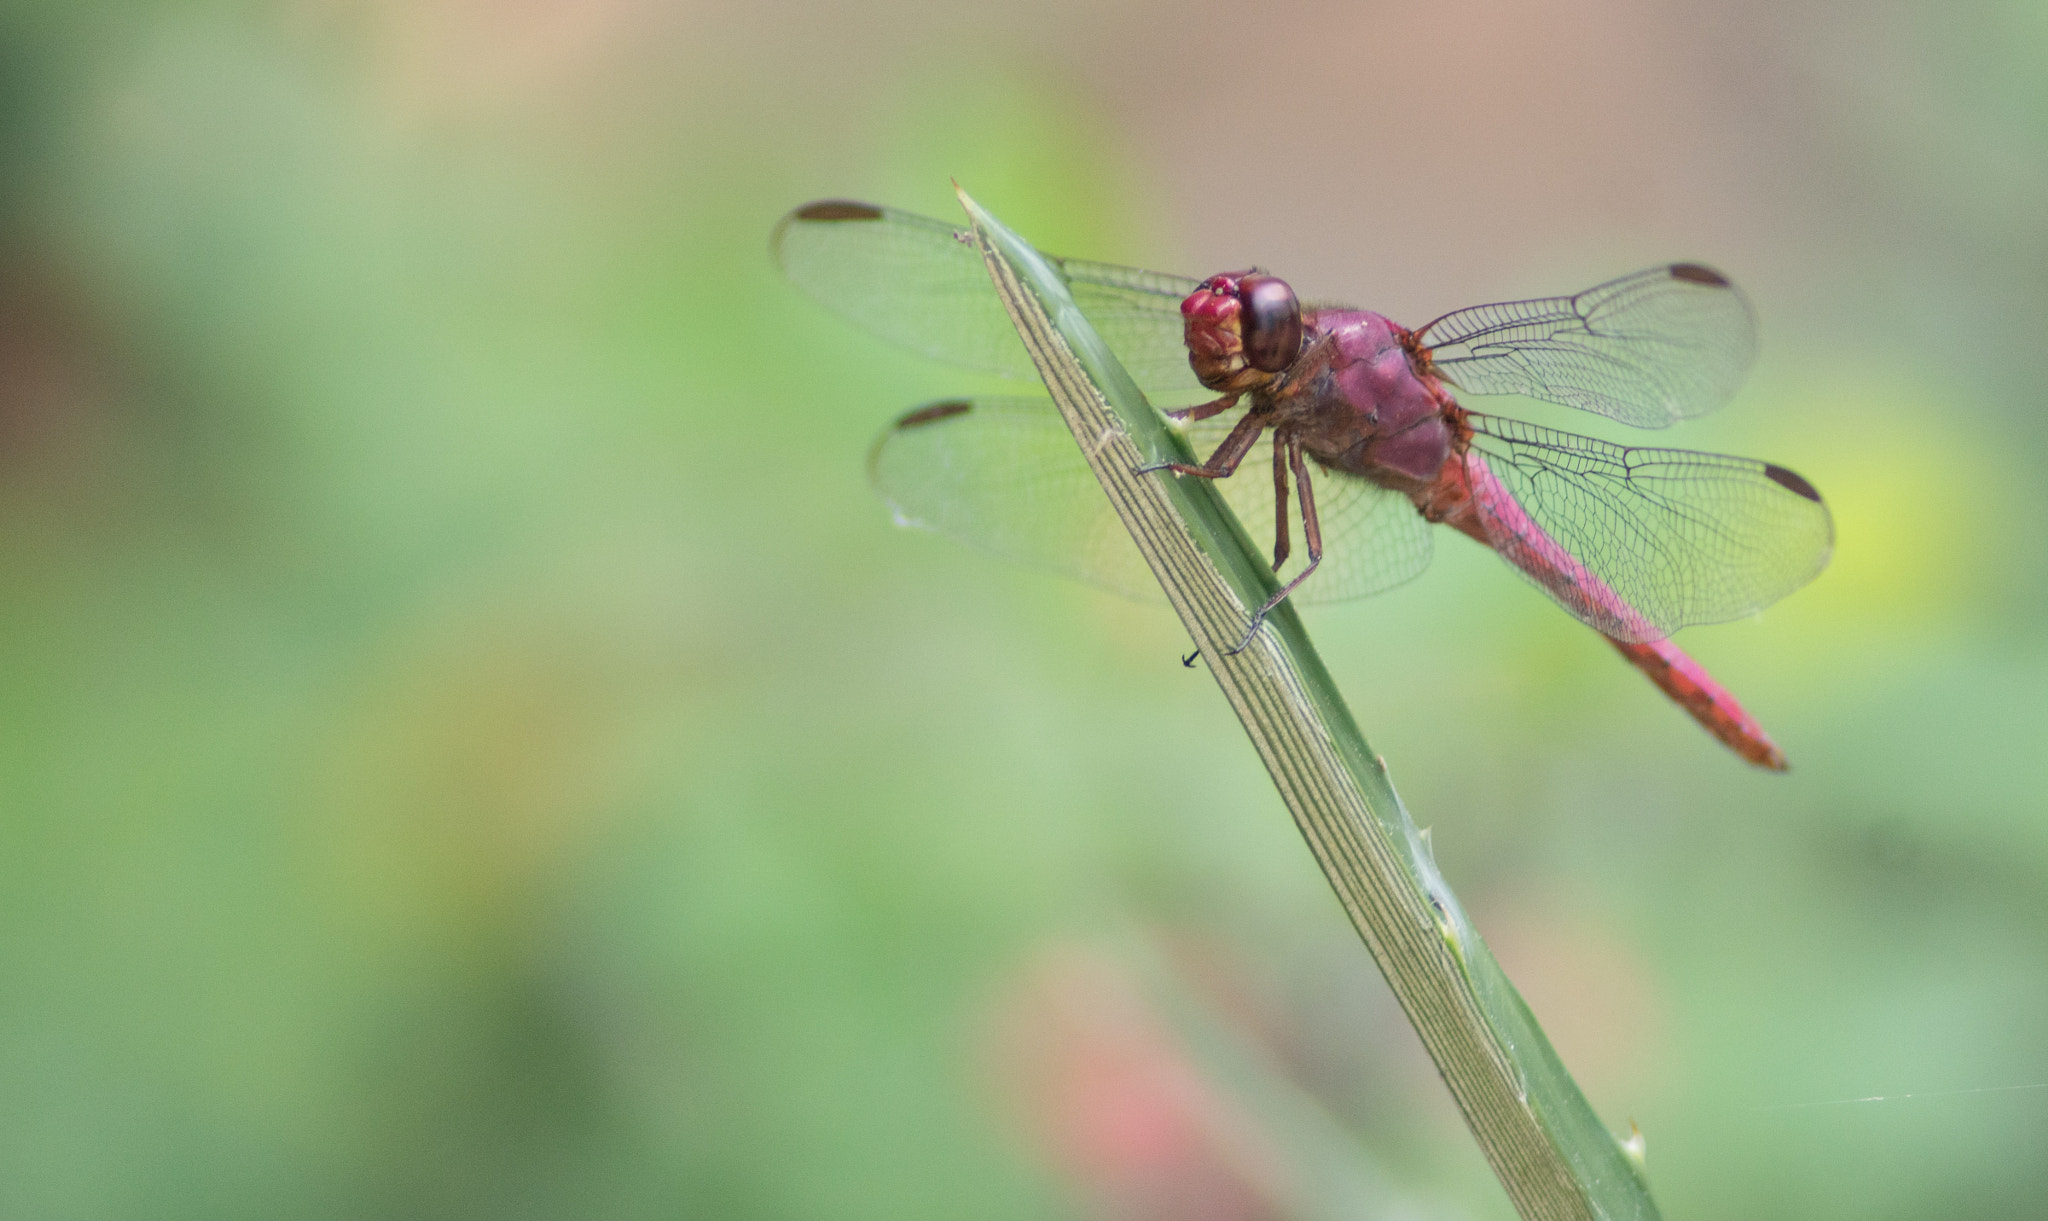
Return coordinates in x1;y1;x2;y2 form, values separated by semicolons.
773;201;1833;769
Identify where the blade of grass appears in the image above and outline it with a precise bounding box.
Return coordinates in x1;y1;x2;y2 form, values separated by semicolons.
956;184;1659;1221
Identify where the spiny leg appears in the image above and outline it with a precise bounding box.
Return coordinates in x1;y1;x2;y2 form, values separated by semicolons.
1227;436;1325;654
1293;435;1323;574
1135;407;1266;479
1270;429;1291;571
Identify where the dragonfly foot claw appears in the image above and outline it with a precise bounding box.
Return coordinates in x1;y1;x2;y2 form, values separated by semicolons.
1222;617;1265;656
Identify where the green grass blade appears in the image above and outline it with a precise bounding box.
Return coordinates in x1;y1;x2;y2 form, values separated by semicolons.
955;185;1660;1221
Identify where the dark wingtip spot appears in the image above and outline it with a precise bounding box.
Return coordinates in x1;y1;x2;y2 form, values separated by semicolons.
1763;463;1822;501
1669;262;1731;287
896;400;973;429
795;200;884;222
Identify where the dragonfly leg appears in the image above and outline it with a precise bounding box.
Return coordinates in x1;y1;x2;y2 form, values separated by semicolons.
1270;430;1291;571
1226;436;1324;654
1135;407;1265;478
1164;394;1240;424
1294;435;1324;566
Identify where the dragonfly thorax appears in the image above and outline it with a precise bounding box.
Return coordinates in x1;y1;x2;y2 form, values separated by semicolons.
1278;308;1458;494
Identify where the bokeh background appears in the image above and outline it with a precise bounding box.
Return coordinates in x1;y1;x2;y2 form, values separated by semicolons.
2;1;2044;1217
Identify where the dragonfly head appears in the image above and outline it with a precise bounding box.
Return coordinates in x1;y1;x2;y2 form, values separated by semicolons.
1181;271;1302;393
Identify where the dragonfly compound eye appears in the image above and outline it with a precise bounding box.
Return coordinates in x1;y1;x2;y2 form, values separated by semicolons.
1238;274;1303;373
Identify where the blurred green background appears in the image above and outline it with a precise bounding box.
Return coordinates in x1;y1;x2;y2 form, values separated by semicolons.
2;1;2044;1218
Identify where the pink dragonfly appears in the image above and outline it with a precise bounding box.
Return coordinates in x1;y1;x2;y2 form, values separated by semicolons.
774;201;1833;769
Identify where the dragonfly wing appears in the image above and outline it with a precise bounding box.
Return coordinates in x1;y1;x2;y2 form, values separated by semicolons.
869;398;1433;605
1065;266;1211;402
1463;412;1833;642
774;201;1204;400
1417;264;1756;428
870;396;1163;602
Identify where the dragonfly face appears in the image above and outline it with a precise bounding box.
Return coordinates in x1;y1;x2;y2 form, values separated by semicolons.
1180;271;1303;393
773;200;1833;768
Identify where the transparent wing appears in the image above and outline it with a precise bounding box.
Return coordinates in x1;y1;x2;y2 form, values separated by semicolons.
868;397;1432;605
1464;412;1833;642
773;201;1204;400
1416;264;1756;428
